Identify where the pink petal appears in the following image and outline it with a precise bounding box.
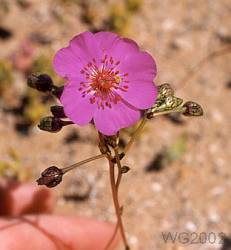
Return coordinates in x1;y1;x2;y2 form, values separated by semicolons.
53;48;83;78
53;32;101;78
94;32;139;61
70;31;101;63
60;82;96;126
118;51;157;82
117;81;157;109
94;32;120;51
93;102;140;136
108;37;139;61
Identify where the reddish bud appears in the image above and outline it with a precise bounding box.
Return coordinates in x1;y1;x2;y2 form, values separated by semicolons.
36;166;63;188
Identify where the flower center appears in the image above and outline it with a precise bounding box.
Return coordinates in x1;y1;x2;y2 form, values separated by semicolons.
78;55;129;109
91;69;121;93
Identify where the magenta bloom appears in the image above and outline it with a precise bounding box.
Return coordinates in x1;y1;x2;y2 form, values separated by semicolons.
53;31;157;135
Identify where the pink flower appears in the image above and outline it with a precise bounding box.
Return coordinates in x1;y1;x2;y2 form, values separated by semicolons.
53;31;157;135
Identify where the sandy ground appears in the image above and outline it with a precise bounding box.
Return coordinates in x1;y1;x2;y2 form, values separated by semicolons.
0;0;231;250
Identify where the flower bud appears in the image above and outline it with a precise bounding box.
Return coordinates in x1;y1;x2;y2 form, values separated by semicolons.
182;101;203;116
111;152;125;163
38;116;63;132
98;142;111;154
36;166;63;188
27;73;53;92
121;165;130;173
50;105;66;118
157;83;174;99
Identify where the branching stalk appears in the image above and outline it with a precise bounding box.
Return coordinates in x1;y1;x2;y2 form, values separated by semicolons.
108;158;129;250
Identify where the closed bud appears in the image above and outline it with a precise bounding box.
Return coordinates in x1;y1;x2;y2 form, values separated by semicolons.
50;105;66;118
121;165;130;173
27;73;53;92
157;83;174;98
98;142;111;154
111;152;125;163
182;101;203;116
38;116;63;132
37;166;63;188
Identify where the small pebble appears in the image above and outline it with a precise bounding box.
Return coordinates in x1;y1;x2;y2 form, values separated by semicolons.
129;235;138;246
211;110;223;123
208;211;220;223
151;182;162;193
162;18;175;31
185;221;197;231
210;186;225;196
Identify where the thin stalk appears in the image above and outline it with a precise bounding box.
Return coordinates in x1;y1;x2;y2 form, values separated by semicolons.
114;148;123;185
104;174;123;250
104;223;119;250
104;160;123;250
108;159;129;250
124;117;148;155
62;154;106;174
124;107;187;156
151;107;186;117
61;120;74;126
114;147;129;249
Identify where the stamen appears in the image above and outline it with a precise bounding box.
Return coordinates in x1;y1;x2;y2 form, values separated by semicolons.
78;55;129;109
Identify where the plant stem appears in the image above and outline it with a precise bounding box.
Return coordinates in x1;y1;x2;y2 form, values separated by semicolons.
104;222;119;250
124;107;187;156
104;157;123;250
108;159;129;250
62;154;106;174
124;117;148;155
114;147;129;249
150;107;185;117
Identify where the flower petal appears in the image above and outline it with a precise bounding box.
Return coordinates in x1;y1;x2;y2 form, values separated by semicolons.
94;32;120;51
117;81;157;109
93;102;140;136
53;48;83;78
53;32;101;78
60;82;96;126
108;37;139;61
70;31;101;63
118;51;157;82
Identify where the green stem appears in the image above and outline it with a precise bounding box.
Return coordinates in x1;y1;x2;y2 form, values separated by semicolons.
124;117;148;155
151;107;186;117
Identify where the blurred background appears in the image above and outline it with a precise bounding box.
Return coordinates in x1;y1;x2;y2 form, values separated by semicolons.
0;0;230;249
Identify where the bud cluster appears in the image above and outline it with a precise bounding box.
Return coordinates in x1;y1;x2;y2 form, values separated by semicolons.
27;73;74;133
146;83;203;119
